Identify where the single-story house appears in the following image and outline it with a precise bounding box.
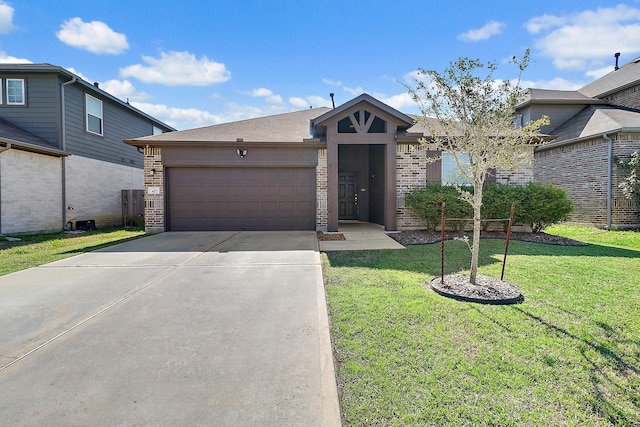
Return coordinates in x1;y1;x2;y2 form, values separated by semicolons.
126;93;532;233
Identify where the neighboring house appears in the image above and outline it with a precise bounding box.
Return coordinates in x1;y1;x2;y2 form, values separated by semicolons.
126;93;527;233
0;64;174;235
518;56;640;229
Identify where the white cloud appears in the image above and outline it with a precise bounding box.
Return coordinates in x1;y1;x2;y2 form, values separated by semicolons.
99;79;149;102
120;51;230;86
377;92;416;111
343;85;364;96
0;1;15;34
585;66;614;80
458;21;506;42
244;87;283;105
289;97;309;109
526;5;640;70
525;14;566;34
0;50;30;63
247;88;273;97
64;67;92;82
288;95;331;109
131;102;223;130
521;77;585;91
322;78;342;86
305;95;332;108
402;70;423;85
56;17;128;55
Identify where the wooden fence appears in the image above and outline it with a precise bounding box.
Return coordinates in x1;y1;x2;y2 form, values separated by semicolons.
122;189;144;227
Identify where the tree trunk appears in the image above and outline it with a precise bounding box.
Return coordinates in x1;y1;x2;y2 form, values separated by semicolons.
469;183;483;284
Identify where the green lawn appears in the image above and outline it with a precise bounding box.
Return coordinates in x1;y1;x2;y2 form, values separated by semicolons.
0;228;146;276
323;226;640;426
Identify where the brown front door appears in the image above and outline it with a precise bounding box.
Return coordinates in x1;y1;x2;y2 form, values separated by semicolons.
338;173;358;220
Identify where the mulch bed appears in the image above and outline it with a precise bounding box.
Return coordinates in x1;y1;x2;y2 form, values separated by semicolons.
430;274;524;305
388;229;587;246
316;232;346;241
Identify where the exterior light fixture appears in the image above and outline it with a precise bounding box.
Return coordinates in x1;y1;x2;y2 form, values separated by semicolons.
150;168;156;175
237;148;248;158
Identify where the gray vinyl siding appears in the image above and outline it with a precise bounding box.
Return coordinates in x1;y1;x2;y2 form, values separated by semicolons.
63;84;155;169
0;73;62;146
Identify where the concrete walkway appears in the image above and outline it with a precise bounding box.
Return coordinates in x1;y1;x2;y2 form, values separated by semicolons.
0;231;341;427
318;222;405;251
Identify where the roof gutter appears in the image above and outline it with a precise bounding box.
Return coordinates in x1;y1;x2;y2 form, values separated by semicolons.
535;127;640;152
0;139;69;157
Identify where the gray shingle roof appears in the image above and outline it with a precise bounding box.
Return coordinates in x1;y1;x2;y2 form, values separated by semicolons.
527;89;595;102
0;117;69;156
550;105;640;142
129;108;331;144
578;57;640;98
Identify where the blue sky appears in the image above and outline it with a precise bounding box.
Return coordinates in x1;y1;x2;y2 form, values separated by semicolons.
1;0;640;130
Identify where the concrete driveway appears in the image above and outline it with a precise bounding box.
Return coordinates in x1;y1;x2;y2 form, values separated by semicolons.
0;231;341;426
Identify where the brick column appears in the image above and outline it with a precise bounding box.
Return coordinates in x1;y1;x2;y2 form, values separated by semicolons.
144;146;165;233
396;143;427;229
316;148;328;231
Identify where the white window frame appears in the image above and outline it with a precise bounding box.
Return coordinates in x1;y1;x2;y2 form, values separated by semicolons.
6;78;25;105
85;94;103;136
441;152;473;186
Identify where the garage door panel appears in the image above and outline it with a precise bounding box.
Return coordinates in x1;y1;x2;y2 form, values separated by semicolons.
167;167;315;231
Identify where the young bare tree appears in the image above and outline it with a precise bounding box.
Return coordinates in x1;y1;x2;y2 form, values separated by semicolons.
409;50;549;284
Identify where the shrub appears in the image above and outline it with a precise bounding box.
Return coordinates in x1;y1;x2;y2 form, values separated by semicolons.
615;151;640;208
406;182;573;233
404;184;472;231
481;183;524;231
520;182;573;233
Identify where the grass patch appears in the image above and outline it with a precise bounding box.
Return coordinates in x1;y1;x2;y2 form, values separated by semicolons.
323;227;640;426
0;227;146;276
546;224;640;249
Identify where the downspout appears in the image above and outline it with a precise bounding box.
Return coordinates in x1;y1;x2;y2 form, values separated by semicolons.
603;133;613;229
61;76;76;230
0;143;11;234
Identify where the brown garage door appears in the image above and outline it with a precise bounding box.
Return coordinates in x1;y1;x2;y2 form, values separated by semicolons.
166;167;316;231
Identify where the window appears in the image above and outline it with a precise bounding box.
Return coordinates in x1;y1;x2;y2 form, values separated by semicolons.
441;152;472;186
367;116;386;133
85;94;103;135
152;125;163;135
338;116;356;133
6;79;25;105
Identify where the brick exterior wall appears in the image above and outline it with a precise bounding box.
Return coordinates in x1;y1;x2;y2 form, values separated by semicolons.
534;134;640;228
316;148;327;231
0;149;62;234
396;144;427;229
144;147;165;233
495;147;535;185
66;155;143;228
603;83;640;109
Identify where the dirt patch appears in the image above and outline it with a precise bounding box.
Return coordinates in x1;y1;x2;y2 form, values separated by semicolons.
388;230;587;246
431;274;524;305
316;232;346;241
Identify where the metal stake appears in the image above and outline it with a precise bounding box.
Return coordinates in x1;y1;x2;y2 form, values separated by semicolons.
441;202;446;285
501;203;515;281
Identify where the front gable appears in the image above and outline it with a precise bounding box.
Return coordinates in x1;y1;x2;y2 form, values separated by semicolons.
311;93;413;142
